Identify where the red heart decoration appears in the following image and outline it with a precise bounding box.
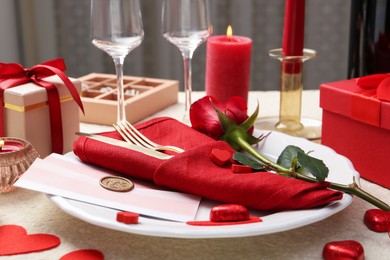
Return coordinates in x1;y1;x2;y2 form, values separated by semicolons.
322;240;364;260
187;216;262;226
364;209;390;232
0;225;61;256
60;249;104;260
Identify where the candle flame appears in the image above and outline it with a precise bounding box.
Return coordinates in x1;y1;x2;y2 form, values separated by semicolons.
226;25;233;38
0;139;4;150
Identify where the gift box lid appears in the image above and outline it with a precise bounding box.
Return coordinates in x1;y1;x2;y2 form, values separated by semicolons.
3;75;80;109
320;77;390;131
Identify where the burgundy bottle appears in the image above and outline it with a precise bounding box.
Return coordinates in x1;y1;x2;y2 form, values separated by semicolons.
348;0;390;78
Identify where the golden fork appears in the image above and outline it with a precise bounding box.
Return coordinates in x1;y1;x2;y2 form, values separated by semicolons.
76;132;173;160
113;121;185;154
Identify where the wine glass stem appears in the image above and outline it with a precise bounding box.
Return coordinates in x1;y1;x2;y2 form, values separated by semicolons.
182;53;193;113
114;57;126;123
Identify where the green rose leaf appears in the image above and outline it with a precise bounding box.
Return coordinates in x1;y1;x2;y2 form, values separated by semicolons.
233;152;265;171
296;151;329;182
276;145;305;171
277;145;329;182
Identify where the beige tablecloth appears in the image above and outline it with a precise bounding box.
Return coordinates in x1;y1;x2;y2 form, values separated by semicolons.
1;91;389;260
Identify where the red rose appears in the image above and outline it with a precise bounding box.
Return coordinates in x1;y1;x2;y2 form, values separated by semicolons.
190;96;251;140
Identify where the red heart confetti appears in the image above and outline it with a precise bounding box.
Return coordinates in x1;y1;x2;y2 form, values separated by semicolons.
60;249;104;260
0;225;60;256
363;209;390;232
322;240;364;260
210;148;232;166
116;211;139;224
231;163;253;173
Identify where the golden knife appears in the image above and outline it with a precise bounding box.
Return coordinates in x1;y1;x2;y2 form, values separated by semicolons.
76;132;173;160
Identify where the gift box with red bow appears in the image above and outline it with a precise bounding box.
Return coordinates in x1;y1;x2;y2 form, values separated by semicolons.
0;59;84;157
320;74;390;188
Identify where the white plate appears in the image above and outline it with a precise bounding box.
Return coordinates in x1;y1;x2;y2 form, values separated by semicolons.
49;130;358;238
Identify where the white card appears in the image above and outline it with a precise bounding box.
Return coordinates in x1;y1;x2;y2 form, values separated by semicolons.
15;153;201;222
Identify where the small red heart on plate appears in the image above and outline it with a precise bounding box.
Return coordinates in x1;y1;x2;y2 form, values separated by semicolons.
0;225;60;256
322;240;364;260
60;249;104;260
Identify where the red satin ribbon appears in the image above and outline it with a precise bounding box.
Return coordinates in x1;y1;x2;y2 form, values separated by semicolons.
0;58;84;154
356;73;390;101
351;74;390;127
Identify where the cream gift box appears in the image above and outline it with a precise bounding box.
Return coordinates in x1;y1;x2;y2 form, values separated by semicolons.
3;75;82;158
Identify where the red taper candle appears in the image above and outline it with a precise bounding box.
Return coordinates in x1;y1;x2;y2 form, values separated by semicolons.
282;0;305;56
282;0;305;74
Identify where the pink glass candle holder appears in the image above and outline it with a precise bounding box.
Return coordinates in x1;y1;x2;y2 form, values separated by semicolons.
0;137;39;193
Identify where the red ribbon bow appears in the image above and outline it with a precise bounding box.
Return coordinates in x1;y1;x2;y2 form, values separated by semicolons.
0;58;84;154
356;73;390;102
349;74;390;127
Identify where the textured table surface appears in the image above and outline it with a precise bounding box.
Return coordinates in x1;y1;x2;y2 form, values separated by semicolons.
1;91;389;260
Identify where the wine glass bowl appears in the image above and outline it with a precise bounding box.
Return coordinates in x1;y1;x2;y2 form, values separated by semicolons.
162;0;211;119
91;0;144;123
92;37;143;58
163;30;211;55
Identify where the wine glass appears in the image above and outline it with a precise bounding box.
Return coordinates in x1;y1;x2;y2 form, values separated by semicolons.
162;0;212;120
91;0;144;123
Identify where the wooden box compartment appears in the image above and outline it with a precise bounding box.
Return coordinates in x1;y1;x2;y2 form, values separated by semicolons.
78;73;179;125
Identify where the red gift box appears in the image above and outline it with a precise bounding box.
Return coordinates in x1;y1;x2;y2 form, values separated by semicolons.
320;75;390;189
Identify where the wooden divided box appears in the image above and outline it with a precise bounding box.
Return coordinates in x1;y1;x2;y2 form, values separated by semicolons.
78;73;178;125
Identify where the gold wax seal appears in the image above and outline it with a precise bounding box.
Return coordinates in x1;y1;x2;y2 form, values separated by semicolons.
99;176;134;192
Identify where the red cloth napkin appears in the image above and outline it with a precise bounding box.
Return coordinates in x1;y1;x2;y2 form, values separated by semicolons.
74;117;343;211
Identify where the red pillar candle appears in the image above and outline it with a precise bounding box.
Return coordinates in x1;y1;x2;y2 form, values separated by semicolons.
205;26;252;103
282;0;305;74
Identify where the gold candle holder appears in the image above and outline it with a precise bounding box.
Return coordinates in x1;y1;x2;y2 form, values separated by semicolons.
256;48;321;140
0;137;39;193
